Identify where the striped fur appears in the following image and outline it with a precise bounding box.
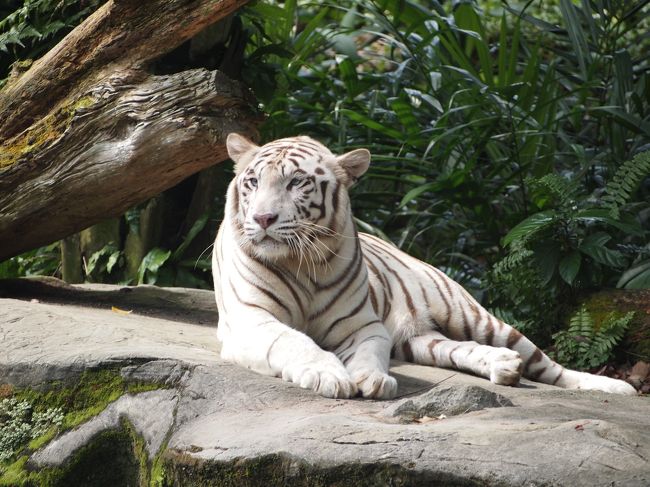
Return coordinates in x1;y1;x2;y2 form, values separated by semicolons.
212;134;636;399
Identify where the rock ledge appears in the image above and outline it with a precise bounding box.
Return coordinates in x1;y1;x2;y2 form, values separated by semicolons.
1;279;649;486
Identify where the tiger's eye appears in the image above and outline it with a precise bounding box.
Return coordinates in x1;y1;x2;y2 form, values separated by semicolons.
250;177;258;188
288;178;301;188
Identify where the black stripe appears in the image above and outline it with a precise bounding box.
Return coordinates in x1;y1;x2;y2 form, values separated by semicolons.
323;292;370;338
331;320;384;350
309;248;364;319
363;245;415;316
362;247;394;300
422;267;452;328
326;181;340;231
312;240;362;291
233;256;292;319
228;277;277;318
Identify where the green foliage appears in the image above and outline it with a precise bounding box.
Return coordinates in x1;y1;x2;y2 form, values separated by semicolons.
136;211;212;288
241;0;650;298
0;0;105;87
495;148;648;307
603;151;650;219
0;398;63;461
1;0;649;354
85;243;123;282
552;306;635;370
0;243;60;279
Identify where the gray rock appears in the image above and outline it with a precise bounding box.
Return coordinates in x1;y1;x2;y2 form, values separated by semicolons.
384;384;514;422
2;279;650;486
30;389;178;466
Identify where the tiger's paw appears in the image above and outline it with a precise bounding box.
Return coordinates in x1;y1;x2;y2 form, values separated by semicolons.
282;353;358;399
351;369;397;399
488;348;523;386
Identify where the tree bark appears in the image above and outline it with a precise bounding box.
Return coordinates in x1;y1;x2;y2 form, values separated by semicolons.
0;0;260;262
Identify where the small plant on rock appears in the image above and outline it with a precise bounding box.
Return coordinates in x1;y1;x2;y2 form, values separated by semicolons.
0;398;63;461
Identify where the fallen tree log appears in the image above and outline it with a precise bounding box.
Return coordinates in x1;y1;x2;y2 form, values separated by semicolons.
0;0;260;262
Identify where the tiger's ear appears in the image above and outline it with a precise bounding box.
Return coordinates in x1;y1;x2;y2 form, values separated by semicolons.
335;148;371;186
226;133;259;170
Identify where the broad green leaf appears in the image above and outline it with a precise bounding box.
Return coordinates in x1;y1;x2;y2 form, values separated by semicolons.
106;250;121;274
137;248;171;285
559;251;581;285
533;243;560;285
617;260;650;289
399;182;438;208
171;213;210;262
580;232;611;247
339;109;403;139
575;209;644;236
502;210;557;247
294;7;329;53
337;56;359;96
590;107;650;137
579;243;627;269
559;0;590;79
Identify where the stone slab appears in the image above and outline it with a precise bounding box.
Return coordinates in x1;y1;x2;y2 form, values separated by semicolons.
1;279;649;486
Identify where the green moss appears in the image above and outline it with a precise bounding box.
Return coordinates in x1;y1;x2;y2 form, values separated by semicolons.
150;448;168;487
122;418;150;486
27;427;57;451
52;427;140;487
0;456;30;486
1;367;168;486
127;381;165;395
0;95;95;169
160;452;491;487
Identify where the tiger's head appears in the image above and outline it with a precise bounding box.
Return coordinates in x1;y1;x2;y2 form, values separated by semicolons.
225;133;370;262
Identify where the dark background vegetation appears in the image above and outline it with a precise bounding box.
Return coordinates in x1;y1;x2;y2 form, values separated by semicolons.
1;0;649;370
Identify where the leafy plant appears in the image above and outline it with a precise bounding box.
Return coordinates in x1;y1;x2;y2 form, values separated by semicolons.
0;243;60;279
244;0;649;290
0;0;105;88
1;0;649;357
136;211;213;288
603;151;650;219
0;398;63;461
85;243;123;282
552;306;635;370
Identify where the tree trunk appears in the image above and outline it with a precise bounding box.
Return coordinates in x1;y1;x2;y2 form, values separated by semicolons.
0;0;260;262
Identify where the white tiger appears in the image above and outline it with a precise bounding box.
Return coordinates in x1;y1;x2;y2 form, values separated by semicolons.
212;133;637;399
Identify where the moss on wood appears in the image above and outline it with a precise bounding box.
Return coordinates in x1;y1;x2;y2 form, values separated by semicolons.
0;95;95;169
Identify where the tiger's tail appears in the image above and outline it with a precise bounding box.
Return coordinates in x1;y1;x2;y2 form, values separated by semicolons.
396;265;636;395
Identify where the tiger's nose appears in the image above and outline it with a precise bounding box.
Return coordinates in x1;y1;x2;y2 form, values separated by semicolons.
253;212;278;229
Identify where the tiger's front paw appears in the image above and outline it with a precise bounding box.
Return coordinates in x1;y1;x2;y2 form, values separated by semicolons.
282;353;358;398
488;348;523;386
351;369;397;399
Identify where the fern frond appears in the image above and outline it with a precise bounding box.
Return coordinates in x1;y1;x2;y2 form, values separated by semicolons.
553;307;634;370
491;247;533;279
603;151;650;218
529;173;579;209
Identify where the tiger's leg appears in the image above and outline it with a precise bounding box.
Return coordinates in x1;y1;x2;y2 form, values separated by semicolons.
396;331;523;385
333;322;398;399
408;264;637;394
407;307;636;394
